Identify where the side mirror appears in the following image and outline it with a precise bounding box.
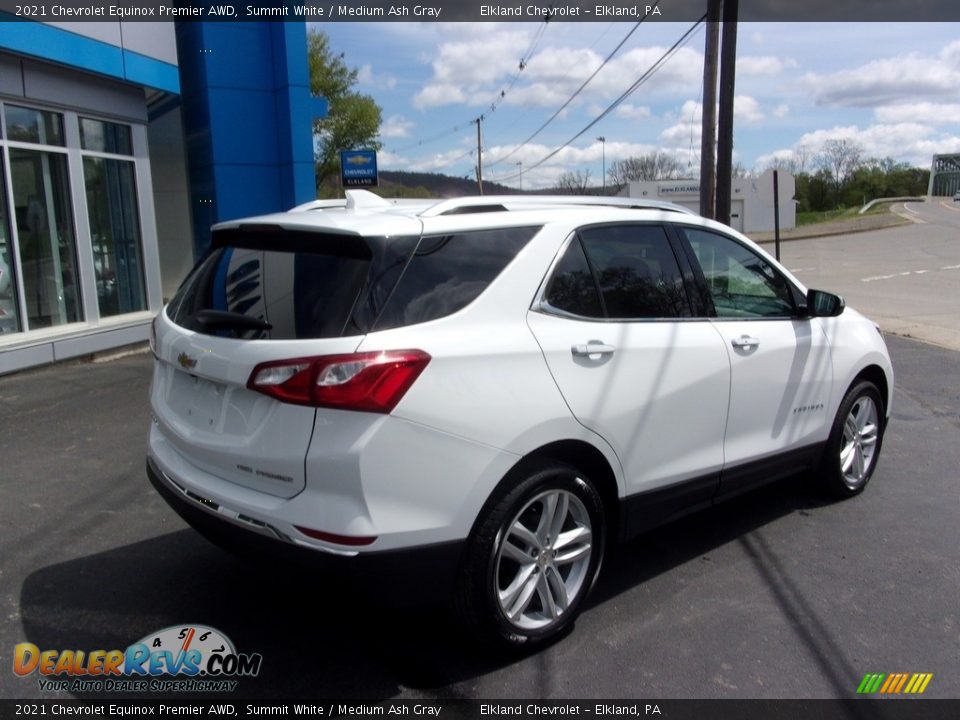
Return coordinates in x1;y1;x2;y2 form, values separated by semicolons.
806;289;845;317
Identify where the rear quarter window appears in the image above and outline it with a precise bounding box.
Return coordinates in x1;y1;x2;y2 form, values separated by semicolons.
373;226;540;330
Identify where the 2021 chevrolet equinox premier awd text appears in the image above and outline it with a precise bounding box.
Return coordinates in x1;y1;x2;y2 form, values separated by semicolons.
147;190;892;646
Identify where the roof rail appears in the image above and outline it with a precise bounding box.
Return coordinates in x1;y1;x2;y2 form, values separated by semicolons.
289;190;434;213
418;195;697;217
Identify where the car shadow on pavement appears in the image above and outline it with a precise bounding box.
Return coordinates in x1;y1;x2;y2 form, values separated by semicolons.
17;472;836;699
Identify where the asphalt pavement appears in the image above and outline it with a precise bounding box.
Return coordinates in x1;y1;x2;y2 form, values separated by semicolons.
0;331;958;701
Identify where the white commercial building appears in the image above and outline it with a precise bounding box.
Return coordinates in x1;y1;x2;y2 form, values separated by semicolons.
620;169;796;234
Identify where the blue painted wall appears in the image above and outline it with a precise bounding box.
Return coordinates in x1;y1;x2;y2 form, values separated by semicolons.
0;15;180;93
175;22;328;257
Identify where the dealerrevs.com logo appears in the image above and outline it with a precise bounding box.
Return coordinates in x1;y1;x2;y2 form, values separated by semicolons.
13;625;262;693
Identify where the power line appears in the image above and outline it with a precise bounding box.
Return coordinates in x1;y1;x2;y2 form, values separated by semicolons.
485;5;662;170
386;18;552;156
489;16;706;185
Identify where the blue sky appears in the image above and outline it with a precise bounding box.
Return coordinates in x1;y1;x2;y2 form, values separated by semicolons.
316;22;960;189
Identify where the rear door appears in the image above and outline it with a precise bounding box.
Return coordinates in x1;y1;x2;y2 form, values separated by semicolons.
151;227;408;498
527;224;730;513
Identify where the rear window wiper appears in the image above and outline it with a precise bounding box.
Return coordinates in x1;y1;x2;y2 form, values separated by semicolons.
193;309;273;331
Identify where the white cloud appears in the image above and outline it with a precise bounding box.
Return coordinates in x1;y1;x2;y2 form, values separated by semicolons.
737;56;798;76
659;96;763;146
773;103;791;119
412;28;704;112
413;83;467;110
356;64;397;90
803;42;960;108
760;123;960;170
735;95;765;124
380;115;415;139
615;103;652;121
412;29;533;109
874;102;960;126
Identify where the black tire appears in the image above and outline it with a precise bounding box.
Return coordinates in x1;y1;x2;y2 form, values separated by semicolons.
819;380;885;498
456;459;606;648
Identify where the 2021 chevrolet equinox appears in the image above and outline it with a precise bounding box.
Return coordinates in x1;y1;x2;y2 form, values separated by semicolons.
148;190;892;646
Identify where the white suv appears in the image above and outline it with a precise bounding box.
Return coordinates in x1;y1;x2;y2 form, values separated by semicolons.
148;190;892;646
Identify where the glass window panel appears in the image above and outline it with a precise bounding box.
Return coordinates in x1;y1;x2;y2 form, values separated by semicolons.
544;237;603;318
80;117;133;155
374;226;540;331
683;228;795;318
83;157;147;317
579;225;691;319
0;156;23;334
10;148;82;328
4;105;65;146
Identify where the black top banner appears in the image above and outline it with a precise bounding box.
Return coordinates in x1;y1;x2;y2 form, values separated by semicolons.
0;0;958;22
1;700;960;720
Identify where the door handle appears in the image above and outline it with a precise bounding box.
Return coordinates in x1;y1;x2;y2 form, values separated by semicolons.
731;335;760;349
571;342;616;357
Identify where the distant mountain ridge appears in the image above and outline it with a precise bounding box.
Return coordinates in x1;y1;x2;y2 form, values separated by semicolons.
378;170;519;197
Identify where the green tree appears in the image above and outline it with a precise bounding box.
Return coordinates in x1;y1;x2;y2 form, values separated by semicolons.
308;29;382;193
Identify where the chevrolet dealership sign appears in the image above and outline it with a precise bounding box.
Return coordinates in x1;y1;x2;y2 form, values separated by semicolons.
340;150;379;188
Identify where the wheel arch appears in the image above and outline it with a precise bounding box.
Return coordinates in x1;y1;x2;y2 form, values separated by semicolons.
468;439;622;547
851;364;891;421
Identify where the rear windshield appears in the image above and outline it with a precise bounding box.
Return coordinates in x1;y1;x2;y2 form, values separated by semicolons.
167;225;539;339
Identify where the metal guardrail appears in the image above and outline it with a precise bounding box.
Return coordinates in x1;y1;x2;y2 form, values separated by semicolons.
859;196;926;214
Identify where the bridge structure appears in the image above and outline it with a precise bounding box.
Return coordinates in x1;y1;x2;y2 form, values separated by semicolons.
928;154;960;196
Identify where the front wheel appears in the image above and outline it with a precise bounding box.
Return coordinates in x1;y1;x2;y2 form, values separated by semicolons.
820;380;885;498
457;461;605;647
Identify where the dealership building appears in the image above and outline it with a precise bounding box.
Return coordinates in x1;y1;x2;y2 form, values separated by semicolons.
620;169;797;234
0;19;325;374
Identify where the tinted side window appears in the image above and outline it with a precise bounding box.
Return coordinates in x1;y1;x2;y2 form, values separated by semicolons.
579;225;690;319
374;226;540;330
682;228;795;318
544;237;603;318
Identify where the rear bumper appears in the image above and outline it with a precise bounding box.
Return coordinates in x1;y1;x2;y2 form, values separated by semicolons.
147;456;464;604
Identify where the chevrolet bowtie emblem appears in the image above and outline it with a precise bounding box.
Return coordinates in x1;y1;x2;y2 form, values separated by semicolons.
177;352;198;370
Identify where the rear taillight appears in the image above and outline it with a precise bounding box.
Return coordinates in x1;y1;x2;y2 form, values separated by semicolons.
247;350;430;413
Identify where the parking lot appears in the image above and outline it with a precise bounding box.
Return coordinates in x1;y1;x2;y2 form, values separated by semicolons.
1;217;959;701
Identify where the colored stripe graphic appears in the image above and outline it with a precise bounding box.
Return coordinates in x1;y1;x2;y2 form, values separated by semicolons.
857;673;885;694
857;672;932;694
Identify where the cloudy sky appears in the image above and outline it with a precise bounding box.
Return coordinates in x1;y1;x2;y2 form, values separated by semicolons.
318;22;960;189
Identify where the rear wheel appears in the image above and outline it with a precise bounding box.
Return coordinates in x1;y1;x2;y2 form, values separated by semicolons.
457;460;605;647
820;380;885;498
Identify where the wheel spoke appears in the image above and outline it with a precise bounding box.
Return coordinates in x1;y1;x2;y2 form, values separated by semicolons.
545;566;569;615
843;415;859;442
536;493;558;546
860;423;879;447
501;536;535;564
500;565;539;620
853;447;866;481
547;492;569;546
840;442;856;472
553;526;592;565
537;572;559;620
509;520;542;554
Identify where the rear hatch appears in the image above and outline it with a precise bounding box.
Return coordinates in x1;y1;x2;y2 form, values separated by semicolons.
151;221;420;498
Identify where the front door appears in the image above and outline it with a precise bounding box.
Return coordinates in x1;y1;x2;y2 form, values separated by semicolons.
678;226;833;497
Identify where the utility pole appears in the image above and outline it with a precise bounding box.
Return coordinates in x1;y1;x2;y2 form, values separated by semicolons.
699;0;721;220
475;116;484;195
715;0;738;227
516;161;523;191
597;136;606;194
